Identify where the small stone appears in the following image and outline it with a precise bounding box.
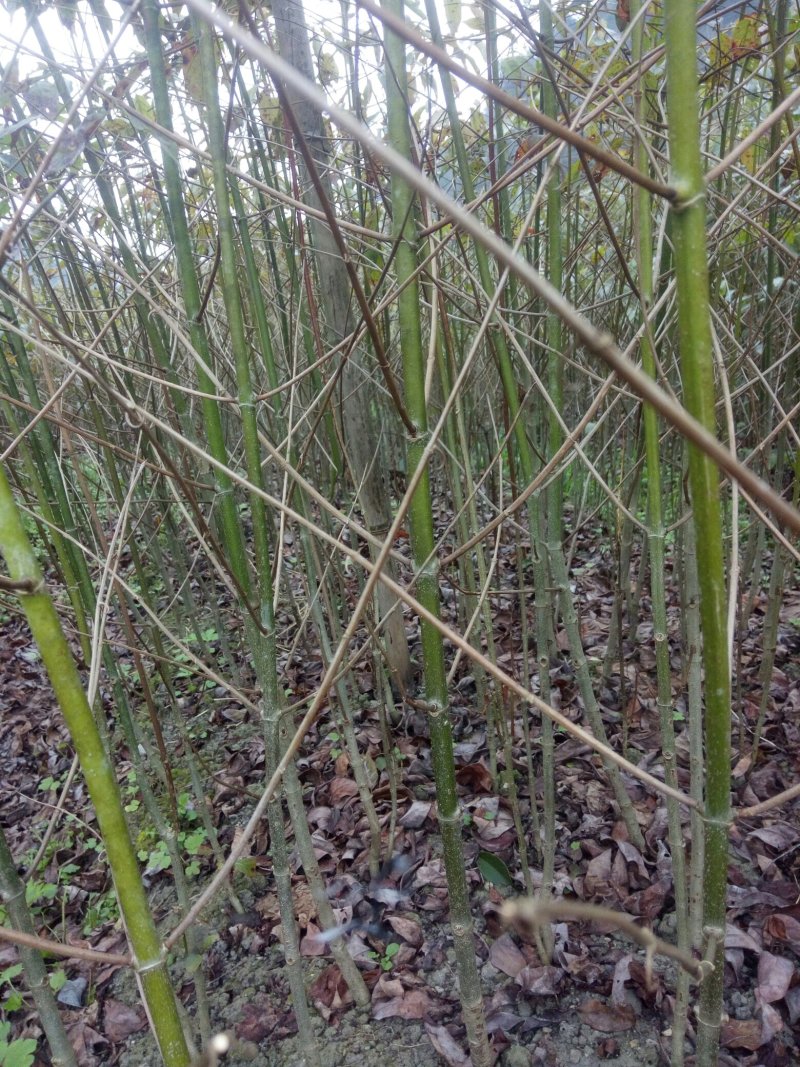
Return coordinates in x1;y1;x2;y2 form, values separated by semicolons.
501;1044;531;1067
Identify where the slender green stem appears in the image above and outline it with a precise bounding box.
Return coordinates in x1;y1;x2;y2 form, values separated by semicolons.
664;2;731;1061
632;5;689;1058
381;2;490;1060
0;465;189;1067
0;827;78;1067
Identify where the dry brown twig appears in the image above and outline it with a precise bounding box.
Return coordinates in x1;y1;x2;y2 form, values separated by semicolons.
502;896;711;984
0;924;131;968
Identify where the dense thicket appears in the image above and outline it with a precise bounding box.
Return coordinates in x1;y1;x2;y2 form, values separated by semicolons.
0;2;798;1066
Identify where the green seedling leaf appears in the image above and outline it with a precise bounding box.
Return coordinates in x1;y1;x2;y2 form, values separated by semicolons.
0;965;23;985
2;990;24;1014
1;1036;37;1067
477;851;513;888
184;830;206;855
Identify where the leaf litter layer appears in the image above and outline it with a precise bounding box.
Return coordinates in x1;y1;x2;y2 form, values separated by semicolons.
2;517;799;1067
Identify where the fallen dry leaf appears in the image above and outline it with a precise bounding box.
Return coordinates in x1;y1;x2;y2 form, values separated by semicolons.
386;914;423;947
764;913;800;949
584;849;614;899
489;934;526;977
399;800;432;827
66;1020;109;1067
373;987;437;1020
596;1036;620;1059
721;1017;763;1051
425;1023;470;1067
309;963;353;1021
725;922;761;952
757;951;794;1004
237;995;277;1042
578;997;636;1033
455;762;494;793
300;921;328;956
329;776;358;804
516;965;562;996
760;1001;785;1044
102;998;145;1042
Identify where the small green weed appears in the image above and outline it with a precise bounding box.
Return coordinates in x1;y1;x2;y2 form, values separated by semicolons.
323;729;342;760
16;798;119;937
136;792;209;879
0;1020;37;1067
366;942;400;972
0;963;67;1016
0;965;25;1014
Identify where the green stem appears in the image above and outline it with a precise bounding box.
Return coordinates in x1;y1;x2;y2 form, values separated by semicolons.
0;465;189;1067
381;1;490;1060
664;2;731;1061
0;827;78;1067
